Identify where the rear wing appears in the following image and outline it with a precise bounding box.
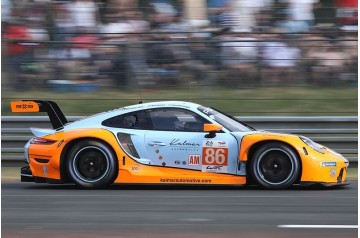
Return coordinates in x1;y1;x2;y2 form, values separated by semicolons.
10;100;68;130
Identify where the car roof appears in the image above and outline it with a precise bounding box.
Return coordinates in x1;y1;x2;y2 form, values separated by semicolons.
64;101;204;129
122;101;201;111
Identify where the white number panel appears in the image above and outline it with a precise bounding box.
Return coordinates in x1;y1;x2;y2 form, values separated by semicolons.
202;140;228;173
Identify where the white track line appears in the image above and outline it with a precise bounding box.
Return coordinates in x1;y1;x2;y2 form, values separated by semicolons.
278;225;358;229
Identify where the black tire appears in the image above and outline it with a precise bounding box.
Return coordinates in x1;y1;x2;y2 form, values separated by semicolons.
66;140;117;188
250;142;300;189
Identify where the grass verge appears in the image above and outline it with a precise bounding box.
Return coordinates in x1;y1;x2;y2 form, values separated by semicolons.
2;87;357;116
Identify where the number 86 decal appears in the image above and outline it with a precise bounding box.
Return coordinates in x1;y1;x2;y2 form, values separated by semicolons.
202;147;228;166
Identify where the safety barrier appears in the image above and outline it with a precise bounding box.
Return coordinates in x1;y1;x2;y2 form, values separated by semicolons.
1;116;357;165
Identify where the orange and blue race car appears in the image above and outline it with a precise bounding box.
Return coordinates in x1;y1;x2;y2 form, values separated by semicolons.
11;100;349;189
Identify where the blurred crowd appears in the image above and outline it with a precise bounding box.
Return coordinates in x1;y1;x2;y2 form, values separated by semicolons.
1;0;358;92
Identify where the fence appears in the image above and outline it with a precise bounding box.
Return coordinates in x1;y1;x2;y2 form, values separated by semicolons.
2;116;357;166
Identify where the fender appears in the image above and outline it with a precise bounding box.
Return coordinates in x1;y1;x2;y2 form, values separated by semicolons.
238;133;305;162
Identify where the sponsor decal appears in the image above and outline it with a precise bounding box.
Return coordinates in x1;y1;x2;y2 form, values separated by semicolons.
11;101;39;113
202;107;213;114
203;140;228;148
217;141;227;147
188;155;201;165
202;140;228;173
160;178;212;183
167;104;191;109
205;141;213;146
18;104;33;109
175;160;181;165
330;168;337;178
122;105;144;111
131;164;141;174
182;161;187;165
170;139;200;147
321;162;337;167
171;148;199;152
204;165;225;173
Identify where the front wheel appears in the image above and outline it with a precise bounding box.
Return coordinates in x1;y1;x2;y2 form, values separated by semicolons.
66;140;117;188
250;142;300;189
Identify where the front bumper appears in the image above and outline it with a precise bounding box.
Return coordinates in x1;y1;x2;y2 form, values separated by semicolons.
300;181;351;187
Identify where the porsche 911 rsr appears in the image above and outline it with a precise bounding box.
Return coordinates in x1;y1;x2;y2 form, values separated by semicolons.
11;100;349;189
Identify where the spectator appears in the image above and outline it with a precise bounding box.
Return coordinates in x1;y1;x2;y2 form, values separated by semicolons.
305;38;349;85
48;3;77;82
148;0;178;30
100;10;132;41
26;17;50;86
335;0;358;27
261;32;301;84
186;33;217;85
98;9;150;88
53;3;77;42
4;17;33;91
276;12;310;33
159;12;190;37
280;0;319;32
147;35;180;85
1;0;12;24
230;0;273;32
207;0;230;27
220;30;259;87
124;10;150;33
68;0;100;32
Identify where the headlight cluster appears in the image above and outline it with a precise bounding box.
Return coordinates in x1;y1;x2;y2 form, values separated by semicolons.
299;136;324;154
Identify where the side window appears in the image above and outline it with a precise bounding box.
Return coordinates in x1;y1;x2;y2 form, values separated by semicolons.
147;108;209;132
102;110;149;129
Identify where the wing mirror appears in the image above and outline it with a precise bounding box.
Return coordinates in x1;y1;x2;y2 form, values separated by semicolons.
204;124;223;138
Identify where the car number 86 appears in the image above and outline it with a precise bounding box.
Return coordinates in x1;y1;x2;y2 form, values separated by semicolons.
202;147;228;165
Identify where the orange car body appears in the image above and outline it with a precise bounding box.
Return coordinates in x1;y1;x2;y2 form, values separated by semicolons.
12;100;349;188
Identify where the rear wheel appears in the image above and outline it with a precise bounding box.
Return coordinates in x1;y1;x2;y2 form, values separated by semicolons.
250;142;300;189
67;140;117;188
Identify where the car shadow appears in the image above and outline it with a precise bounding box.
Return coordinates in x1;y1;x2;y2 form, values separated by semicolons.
19;183;352;191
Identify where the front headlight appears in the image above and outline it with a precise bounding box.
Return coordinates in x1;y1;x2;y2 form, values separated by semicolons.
299;136;324;154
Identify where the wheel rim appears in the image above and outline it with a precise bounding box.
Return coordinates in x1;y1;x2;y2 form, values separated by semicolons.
257;149;294;185
73;146;110;183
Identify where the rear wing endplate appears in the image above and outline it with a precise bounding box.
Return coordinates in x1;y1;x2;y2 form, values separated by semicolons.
10;100;68;129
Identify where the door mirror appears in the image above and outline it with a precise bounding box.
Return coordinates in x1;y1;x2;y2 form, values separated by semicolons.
204;123;223;132
204;124;222;138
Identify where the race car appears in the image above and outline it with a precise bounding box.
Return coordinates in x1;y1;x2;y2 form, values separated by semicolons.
11;100;349;189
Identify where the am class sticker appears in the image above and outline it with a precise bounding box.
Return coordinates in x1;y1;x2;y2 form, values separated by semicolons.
188;155;200;165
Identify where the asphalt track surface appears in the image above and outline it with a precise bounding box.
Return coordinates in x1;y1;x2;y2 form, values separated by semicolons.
2;181;358;238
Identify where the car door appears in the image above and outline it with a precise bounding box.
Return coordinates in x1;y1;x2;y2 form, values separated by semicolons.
144;108;240;175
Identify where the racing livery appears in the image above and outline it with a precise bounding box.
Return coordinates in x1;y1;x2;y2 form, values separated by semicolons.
11;100;349;189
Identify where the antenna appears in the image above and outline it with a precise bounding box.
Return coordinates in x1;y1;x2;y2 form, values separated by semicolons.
131;64;143;104
189;81;197;102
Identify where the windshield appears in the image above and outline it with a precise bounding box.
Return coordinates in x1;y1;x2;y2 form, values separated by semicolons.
197;106;255;132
